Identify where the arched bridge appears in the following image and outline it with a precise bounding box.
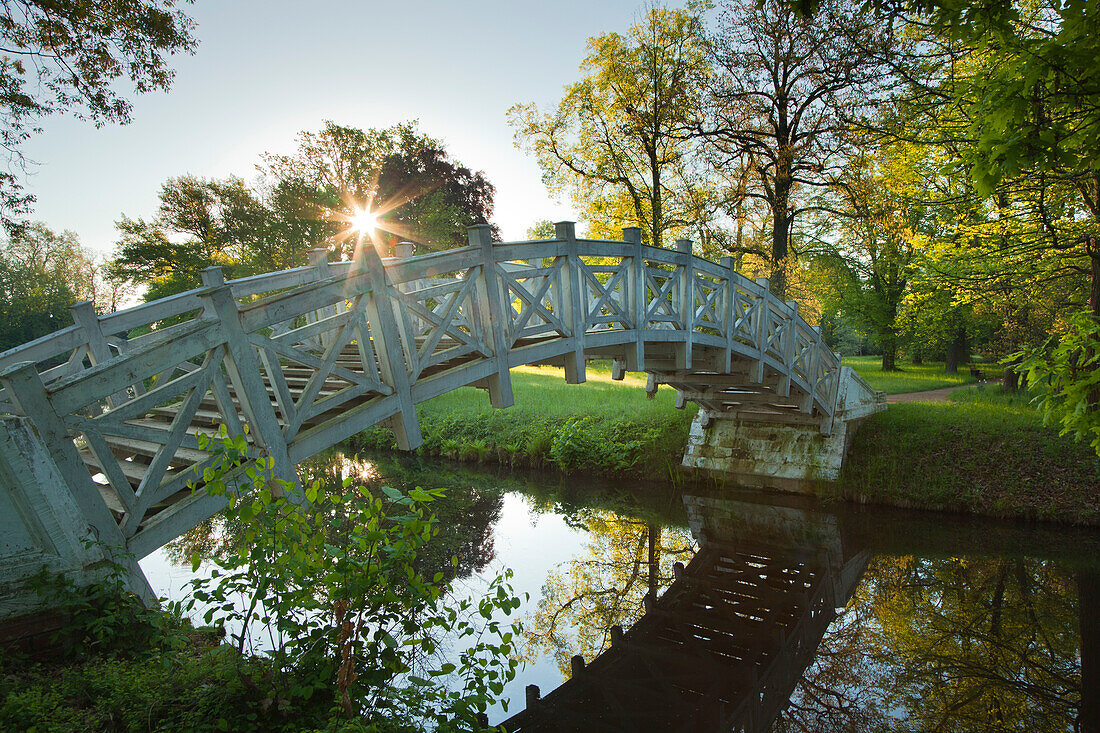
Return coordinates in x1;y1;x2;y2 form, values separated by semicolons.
0;222;882;605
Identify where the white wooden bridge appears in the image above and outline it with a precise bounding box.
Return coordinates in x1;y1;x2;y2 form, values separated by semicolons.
0;223;881;606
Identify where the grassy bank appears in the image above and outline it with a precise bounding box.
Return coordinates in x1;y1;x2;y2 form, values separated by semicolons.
832;387;1100;525
352;360;1098;526
351;362;696;478
843;355;980;394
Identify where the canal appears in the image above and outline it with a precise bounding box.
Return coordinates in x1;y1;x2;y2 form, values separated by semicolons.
140;449;1098;731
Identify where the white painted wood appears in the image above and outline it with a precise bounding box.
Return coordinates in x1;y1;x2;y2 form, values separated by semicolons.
555;221;586;384
469;225;514;408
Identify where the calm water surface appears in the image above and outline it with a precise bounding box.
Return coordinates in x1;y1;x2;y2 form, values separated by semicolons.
140;451;1099;731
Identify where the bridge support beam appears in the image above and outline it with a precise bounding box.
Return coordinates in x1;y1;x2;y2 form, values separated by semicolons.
0;414;153;622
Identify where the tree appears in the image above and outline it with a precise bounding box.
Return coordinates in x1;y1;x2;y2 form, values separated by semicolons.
0;222;96;351
110;122;501;300
703;0;888;297
261;121;498;256
523;509;694;677
109;176;270;300
527;219;557;239
509;6;711;248
0;0;196;228
374;144;499;251
812;141;924;370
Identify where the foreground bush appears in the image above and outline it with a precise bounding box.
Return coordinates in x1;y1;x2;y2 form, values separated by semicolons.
1;430;524;731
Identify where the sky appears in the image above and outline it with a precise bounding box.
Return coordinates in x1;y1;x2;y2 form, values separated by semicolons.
20;0;653;257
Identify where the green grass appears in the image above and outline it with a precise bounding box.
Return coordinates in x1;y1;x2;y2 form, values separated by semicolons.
350;360;1100;525
842;355;980;394
350;361;697;478
832;387;1100;525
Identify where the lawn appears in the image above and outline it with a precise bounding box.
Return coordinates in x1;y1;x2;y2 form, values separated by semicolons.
351;359;1100;525
833;387;1100;525
350;361;697;478
841;355;980;394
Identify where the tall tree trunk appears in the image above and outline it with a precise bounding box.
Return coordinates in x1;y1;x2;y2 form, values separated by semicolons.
1091;243;1100;321
945;325;967;374
770;177;792;299
1004;362;1021;391
881;334;897;371
911;344;923;365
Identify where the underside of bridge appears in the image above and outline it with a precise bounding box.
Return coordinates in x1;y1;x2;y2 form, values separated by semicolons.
0;224;885;617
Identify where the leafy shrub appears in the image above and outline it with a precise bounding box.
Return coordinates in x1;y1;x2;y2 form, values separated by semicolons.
186;429;525;729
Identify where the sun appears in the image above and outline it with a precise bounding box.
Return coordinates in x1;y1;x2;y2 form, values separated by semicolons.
348;208;378;232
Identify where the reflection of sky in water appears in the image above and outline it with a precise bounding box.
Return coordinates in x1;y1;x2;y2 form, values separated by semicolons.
139;489;592;722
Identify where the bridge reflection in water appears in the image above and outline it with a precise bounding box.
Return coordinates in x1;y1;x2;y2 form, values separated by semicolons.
502;494;868;732
500;486;1096;733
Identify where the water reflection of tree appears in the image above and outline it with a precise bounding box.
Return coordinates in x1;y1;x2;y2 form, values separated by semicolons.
166;451;503;584
776;556;1082;732
522;511;696;678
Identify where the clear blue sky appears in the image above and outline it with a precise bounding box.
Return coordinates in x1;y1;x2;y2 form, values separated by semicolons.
21;0;652;255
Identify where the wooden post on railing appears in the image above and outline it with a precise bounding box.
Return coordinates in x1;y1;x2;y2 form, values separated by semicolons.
753;277;770;383
198;269;296;488
823;351;843;436
70;300;129;407
779;300;798;397
801;326;821;414
356;246;422;451
721;257;736;374
624;226;645;372
468;225;514;409
556;221;586;384
307;249;338;351
675;239;694;371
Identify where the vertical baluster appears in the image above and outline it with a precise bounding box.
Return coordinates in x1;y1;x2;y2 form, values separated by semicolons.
624;226;645;372
675;239;693;371
468;224;514;409
357;245;422;450
823;350;843;436
779;300;799;398
753;277;770;383
198;270;297;488
555;221;586;384
307;248;338;351
801;324;821;414
721;257;736;374
70;300;130;407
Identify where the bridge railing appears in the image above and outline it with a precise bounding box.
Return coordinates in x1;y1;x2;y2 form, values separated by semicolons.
0;224;844;558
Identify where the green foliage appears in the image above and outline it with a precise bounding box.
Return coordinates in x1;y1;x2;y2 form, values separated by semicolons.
187;428;524;728
0;0;196;227
1017;313;1100;457
0;222;100;351
549;416;661;473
